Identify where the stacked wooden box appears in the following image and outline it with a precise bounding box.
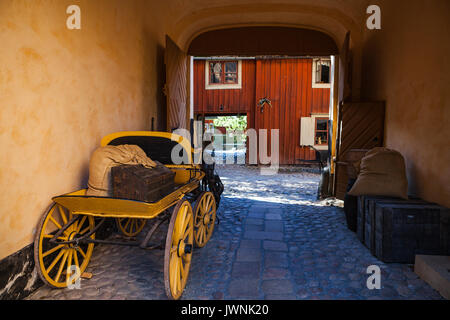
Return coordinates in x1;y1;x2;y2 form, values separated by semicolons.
357;195;449;263
111;164;176;203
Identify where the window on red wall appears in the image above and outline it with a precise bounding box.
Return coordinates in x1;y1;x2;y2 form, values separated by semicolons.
315;118;328;145
209;61;238;84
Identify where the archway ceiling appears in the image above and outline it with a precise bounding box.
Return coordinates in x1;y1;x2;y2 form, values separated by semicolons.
187;26;339;56
151;0;370;53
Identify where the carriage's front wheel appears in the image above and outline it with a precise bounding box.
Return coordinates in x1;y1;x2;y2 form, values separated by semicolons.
164;200;194;300
193;191;216;248
34;203;95;288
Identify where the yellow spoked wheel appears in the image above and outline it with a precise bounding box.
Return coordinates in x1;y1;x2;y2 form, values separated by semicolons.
193;191;216;248
116;218;146;237
34;203;95;288
164;200;194;300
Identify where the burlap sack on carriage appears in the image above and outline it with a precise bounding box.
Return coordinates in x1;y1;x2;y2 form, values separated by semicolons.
348;147;408;199
86;144;157;197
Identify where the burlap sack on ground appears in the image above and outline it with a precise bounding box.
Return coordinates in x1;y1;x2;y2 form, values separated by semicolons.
86;144;157;196
348;147;408;199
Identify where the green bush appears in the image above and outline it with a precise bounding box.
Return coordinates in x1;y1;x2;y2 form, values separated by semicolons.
213;116;247;132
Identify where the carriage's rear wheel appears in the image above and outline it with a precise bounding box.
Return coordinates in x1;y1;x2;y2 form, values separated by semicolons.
116;218;146;237
193;191;216;248
34;203;95;288
164;200;194;300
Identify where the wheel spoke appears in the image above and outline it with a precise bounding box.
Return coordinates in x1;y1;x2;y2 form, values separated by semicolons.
199;226;204;244
196;224;203;243
205;199;213;215
170;254;178;294
204;195;211;211
180;258;185;280
45;249;65;273
49;216;62;230
183;227;191;241
79;225;91;235
181;212;191;236
54;250;69;282
43;234;67;241
77;247;86;259
73;249;80;269
174;206;187;244
76;216;87;233
58;206;68;225
42;244;65;258
180;206;188;230
181;253;191;278
66;250;73;285
126;219;132;233
202;225;207;240
123;218;131;231
200;195;205;209
176;257;182;295
132;219;137;234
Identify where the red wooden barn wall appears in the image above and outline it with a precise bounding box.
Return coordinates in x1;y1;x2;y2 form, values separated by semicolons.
193;58;330;164
194;60;255;114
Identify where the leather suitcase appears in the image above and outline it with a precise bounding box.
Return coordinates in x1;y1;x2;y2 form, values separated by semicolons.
111;163;175;202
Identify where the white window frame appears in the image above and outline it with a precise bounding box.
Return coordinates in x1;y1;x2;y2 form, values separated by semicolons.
300;113;329;150
205;60;242;90
312;58;331;89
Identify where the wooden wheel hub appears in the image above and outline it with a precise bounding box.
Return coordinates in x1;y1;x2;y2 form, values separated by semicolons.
203;214;210;225
177;240;193;257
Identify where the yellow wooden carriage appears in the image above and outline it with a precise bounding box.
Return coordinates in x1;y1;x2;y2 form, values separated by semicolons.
33;131;223;300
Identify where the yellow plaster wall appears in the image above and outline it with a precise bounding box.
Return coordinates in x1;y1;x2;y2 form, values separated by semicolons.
361;0;450;207
0;0;166;259
0;0;368;260
3;0;447;262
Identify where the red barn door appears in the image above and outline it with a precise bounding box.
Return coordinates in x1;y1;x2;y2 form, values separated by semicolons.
254;58;318;165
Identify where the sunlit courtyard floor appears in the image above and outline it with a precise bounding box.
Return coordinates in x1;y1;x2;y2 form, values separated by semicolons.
27;165;444;300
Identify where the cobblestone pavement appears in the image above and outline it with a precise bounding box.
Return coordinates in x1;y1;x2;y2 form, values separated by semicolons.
27;165;444;300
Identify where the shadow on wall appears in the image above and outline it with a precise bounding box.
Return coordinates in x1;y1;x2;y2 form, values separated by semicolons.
142;28;166;132
405;160;419;197
79;161;90;193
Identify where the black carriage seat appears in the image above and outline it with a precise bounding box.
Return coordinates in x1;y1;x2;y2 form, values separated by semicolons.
107;135;190;165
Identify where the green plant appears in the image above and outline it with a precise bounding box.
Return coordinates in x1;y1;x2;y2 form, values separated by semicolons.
213;116;247;132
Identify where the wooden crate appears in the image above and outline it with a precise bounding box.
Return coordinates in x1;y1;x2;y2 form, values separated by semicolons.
362;196;404;254
374;203;447;263
357;195;397;244
440;210;450;256
112;164;175;202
